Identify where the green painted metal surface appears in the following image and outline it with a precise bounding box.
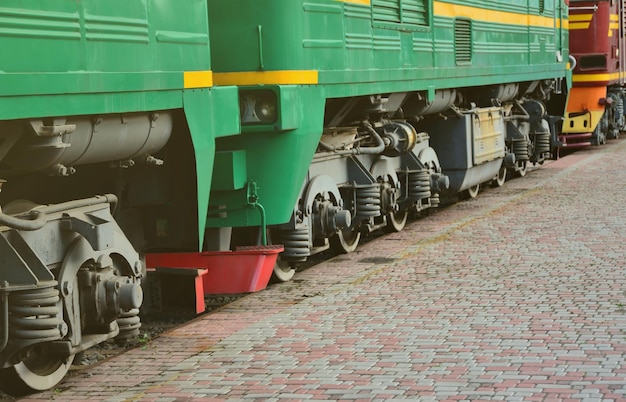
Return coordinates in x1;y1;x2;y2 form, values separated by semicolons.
0;0;211;116
0;0;241;250
184;87;240;248
209;0;569;85
208;86;325;227
207;0;571;228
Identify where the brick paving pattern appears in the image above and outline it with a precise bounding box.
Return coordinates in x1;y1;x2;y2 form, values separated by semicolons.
18;139;626;401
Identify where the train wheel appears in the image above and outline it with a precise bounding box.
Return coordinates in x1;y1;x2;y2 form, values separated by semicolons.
330;226;361;254
0;345;74;396
491;165;507;188
385;210;408;233
272;256;296;283
266;230;297;283
465;184;480;199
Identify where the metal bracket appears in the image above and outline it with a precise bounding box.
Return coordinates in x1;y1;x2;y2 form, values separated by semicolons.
60;213;113;251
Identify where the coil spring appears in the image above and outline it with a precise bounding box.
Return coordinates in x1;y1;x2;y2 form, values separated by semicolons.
280;228;310;261
116;308;141;344
9;285;62;342
355;185;381;219
616;96;626;134
407;170;431;201
511;138;529;162
533;130;551;156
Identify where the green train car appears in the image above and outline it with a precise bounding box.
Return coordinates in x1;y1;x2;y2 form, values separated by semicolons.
0;0;239;395
207;0;571;280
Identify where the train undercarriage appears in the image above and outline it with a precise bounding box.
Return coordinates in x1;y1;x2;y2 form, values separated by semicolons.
0;195;142;395
265;79;563;281
592;87;626;143
0;112;177;395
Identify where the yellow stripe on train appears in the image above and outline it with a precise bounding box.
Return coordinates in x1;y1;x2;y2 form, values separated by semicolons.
569;14;592;30
337;1;569;30
570;14;593;22
214;70;319;86
337;0;371;4
610;16;619;36
572;72;621;83
433;2;564;28
184;71;213;89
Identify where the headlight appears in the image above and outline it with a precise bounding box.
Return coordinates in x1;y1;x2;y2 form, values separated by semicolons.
240;90;277;124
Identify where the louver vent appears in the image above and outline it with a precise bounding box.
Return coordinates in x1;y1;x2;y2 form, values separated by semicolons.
373;0;428;27
539;0;545;14
454;19;472;64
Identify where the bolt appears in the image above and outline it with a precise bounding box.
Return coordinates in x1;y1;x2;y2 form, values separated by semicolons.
58;322;68;337
56;164;68;176
134;260;143;276
145;155;164;166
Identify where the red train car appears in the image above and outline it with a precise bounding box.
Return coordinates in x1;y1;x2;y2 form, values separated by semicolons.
562;0;626;148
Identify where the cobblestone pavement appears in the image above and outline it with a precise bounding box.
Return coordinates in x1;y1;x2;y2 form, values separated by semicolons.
19;139;626;401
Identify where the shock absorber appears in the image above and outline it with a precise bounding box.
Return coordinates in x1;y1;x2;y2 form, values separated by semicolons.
398;169;431;202
354;184;381;220
116;308;141;344
511;138;530;163
531;120;551;162
277;228;310;264
9;282;65;343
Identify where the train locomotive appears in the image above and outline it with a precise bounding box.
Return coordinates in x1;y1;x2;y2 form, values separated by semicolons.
0;0;577;396
561;0;626;149
0;0;239;395
206;0;571;280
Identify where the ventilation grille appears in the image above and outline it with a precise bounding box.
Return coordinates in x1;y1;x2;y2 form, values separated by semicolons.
539;0;545;14
373;0;428;27
454;19;472;64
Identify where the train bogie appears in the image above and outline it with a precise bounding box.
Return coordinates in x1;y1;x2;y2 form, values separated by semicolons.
207;0;570;275
0;196;141;394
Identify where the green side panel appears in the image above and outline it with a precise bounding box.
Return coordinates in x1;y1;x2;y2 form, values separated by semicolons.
209;0;569;92
0;0;211;118
0;90;184;121
208;86;325;227
372;0;429;28
208;1;307;72
213;151;247;191
184;86;240;249
207;0;570;228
